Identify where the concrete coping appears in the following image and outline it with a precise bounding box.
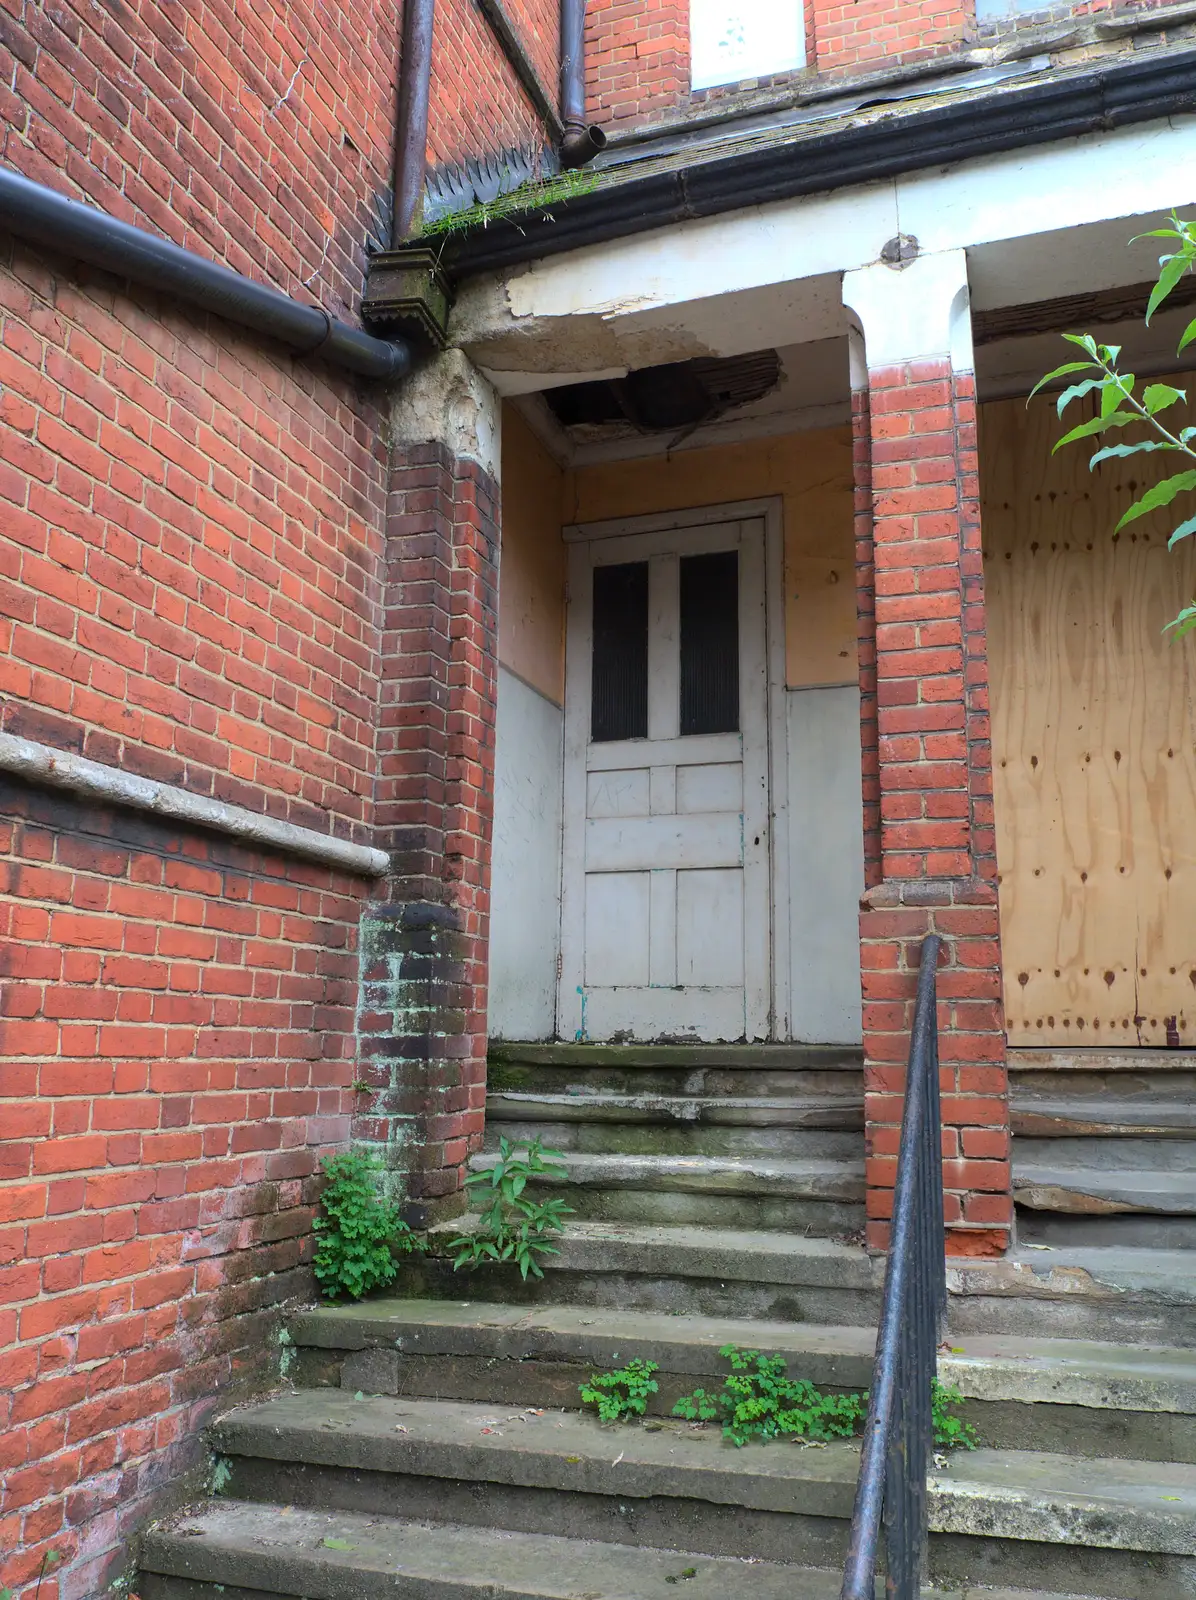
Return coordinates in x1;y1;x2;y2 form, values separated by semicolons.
0;731;391;878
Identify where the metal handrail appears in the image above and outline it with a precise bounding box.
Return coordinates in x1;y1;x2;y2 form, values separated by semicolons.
841;932;947;1600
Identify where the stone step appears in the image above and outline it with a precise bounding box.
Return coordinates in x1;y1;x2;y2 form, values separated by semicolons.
487;1090;865;1127
1008;1050;1196;1073
138;1500;847;1600
395;1224;1196;1346
1011;1097;1196;1138
1013;1163;1196;1215
203;1390;1196;1597
135;1505;1104;1600
466;1150;865;1233
491;1043;864;1071
399;1222;880;1323
488;1044;862;1101
483;1115;862;1162
287;1297;1196;1461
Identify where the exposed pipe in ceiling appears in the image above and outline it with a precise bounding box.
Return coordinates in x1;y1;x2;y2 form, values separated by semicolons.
0;164;410;382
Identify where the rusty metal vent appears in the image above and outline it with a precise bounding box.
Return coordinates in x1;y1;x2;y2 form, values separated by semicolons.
546;349;782;433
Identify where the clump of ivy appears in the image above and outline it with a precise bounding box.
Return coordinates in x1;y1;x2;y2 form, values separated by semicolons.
421;167;600;239
674;1345;867;1448
580;1359;660;1421
449;1136;573;1280
313;1150;423;1302
931;1377;978;1451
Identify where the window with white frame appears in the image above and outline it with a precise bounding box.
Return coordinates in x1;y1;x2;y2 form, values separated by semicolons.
690;0;805;90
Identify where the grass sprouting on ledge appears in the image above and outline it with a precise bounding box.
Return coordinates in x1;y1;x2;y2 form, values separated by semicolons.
420;167;601;238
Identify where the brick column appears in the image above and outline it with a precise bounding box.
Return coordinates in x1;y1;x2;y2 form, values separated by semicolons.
843;250;1010;1258
356;354;501;1224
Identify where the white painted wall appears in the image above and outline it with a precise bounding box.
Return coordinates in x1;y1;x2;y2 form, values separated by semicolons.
786;686;864;1043
489;666;564;1040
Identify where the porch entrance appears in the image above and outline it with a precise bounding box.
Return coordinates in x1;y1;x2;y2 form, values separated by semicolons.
558;514;771;1042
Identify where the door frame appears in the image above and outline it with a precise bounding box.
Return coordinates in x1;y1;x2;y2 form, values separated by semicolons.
559;496;790;1039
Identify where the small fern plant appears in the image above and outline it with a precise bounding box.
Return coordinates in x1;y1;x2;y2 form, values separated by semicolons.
449;1136;573;1280
312;1149;421;1301
932;1377;978;1450
580;1359;660;1421
674;1345;867;1448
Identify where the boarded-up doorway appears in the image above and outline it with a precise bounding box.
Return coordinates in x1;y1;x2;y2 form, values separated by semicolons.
984;391;1196;1049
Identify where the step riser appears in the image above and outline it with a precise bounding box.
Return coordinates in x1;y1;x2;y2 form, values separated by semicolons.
139;1582;271;1600
393;1263;881;1324
488;1068;864;1098
1018;1212;1196;1250
485;1120;862;1160
215;1459;1196;1599
291;1349;1196;1463
219;1458;849;1567
949;1295;1196;1348
519;1190;863;1231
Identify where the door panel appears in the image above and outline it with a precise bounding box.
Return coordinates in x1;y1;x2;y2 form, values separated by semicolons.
559;517;770;1042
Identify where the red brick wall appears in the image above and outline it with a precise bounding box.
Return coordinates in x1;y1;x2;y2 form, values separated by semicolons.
811;0;973;76
428;5;550;173
855;358;1009;1255
585;0;689;129
0;780;367;1600
0;240;389;844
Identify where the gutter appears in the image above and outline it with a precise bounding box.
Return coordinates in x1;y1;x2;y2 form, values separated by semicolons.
426;45;1196;279
0;164;409;382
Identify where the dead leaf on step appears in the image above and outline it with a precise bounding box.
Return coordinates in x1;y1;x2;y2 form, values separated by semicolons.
566;1455;582;1464
795;1439;826;1449
643;1421;663;1433
665;1568;698;1584
394;1425;409;1434
322;1538;356;1551
481;1427;502;1436
612;1451;625;1466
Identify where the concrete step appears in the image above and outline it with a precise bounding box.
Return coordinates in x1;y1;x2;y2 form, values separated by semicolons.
138;1500;847;1600
1013;1163;1196;1215
398;1222;880;1323
1008;1050;1196;1074
135;1504;1106;1600
204;1390;1196;1596
483;1114;862;1161
488;1043;862;1101
467;1149;865;1232
487;1090;865;1127
1011;1097;1196;1138
390;1222;1196;1342
286;1297;1196;1462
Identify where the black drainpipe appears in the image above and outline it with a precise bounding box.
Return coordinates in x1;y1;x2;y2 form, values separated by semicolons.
559;0;606;168
392;0;437;243
0;164;409;382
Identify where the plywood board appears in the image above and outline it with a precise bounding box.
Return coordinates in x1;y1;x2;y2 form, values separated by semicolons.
499;403;567;705
984;389;1196;1048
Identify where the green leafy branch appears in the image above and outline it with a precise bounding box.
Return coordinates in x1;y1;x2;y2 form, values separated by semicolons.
580;1359;660;1421
313;1149;423;1302
1030;212;1196;637
673;1345;867;1448
449;1136;573;1280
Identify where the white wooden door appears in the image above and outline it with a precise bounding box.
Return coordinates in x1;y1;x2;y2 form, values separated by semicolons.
558;518;770;1042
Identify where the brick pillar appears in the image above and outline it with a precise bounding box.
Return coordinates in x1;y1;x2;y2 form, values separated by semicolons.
843;250;1010;1258
356;354;500;1224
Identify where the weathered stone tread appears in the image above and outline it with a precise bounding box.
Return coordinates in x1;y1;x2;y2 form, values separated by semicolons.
468;1149;865;1198
288;1297;1196;1412
489;1042;863;1070
211;1390;1196;1553
1013;1167;1196;1215
139;1501;1109;1600
487;1091;864;1126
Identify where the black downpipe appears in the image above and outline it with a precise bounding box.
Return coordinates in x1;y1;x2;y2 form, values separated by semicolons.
392;0;437;242
559;0;606;168
0;164;409;382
